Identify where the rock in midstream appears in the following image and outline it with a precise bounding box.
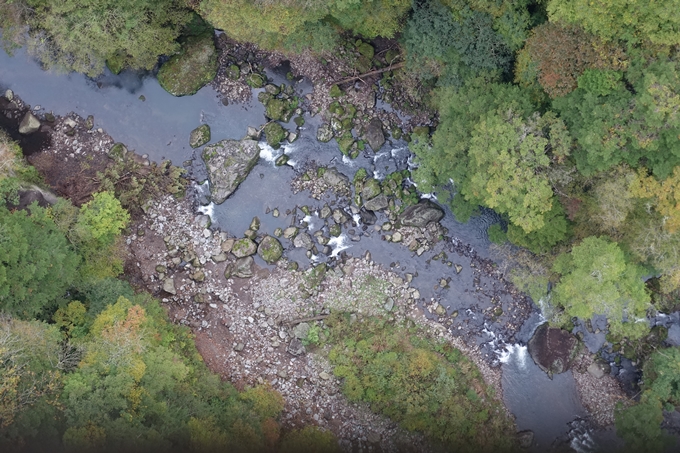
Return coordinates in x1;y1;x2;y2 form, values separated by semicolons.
202;139;260;204
399;199;445;228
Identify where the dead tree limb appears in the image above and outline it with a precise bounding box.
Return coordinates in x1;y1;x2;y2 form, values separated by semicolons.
330;62;405;86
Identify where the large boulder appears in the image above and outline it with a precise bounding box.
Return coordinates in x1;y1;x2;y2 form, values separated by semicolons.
317;123;334;143
225;256;254;279
231;238;257;258
158;33;218;96
399;200;444;228
363;194;388;212
19;112;40;134
257;235;284;264
202;139;260;204
322;167;350;189
293;232;314;250
365;118;385;152
528;323;580;377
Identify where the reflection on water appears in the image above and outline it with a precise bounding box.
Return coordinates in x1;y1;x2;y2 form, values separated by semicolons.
0;47;266;164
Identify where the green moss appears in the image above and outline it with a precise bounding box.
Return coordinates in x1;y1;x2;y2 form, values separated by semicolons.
265;98;287;121
158;33;218;97
329;84;344;98
246;73;265;88
355;40;374;59
294;116;305;127
226;64;240;80
263;122;287;148
336;132;355;156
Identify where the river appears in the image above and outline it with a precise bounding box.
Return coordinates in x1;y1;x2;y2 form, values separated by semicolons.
1;46;666;452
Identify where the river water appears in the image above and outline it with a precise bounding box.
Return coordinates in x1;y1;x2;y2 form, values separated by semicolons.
1;47;656;451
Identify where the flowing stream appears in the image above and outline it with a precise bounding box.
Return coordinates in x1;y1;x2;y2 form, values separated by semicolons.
4;46;674;451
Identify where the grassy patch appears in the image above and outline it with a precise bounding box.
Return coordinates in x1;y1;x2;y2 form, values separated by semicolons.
322;314;518;452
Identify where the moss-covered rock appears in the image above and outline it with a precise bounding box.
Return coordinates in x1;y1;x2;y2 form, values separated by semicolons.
232;238;257;258
158;33;218;97
355;40;375;59
329;84;344;98
226;64;240;80
264;122;287;148
189;124;211;148
257;235;284;264
294;116;305;127
337;132;355;156
247;73;265;88
265;98;287;122
361;178;381;201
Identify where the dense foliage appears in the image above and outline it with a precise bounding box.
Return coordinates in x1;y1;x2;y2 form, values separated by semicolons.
325;314;517;452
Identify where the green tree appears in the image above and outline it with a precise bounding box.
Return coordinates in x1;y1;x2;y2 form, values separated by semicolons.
465;110;566;233
402;1;513;87
615;346;680;452
554;57;680;177
0;205;80;318
199;0;410;52
552;236;650;339
413;77;535;221
0;317;65;448
547;0;680;45
25;0;193;75
76;192;129;248
514;22;626;98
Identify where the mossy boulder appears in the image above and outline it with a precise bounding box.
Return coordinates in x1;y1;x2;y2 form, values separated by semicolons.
257;235;284;264
158;33;218;97
247;73;265;88
329;84;344;98
189;124;211;148
317;124;334;143
361;178;381;201
355;40;375;59
226;64;240;80
337;132;355;156
232;238;257;258
202;139;260;204
265;98;288;122
264;122;287;148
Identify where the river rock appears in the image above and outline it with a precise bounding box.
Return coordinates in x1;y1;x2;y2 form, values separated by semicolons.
202;139;260;204
317;123;334;142
275;154;289;166
283;227;298;239
232;238;257;258
257;235;284;264
18;112;41;135
364;194;388;212
361;178;382;201
516;430;534;449
293;232;314;250
158;32;218;96
225;256;254;279
399;199;445;228
162;277;176;295
190;124;211;148
322;167;350;189
293;322;310;340
288;338;305;356
528;323;580;377
587;361;607;379
365;117;385;152
332;209;349;224
359;208;377;225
